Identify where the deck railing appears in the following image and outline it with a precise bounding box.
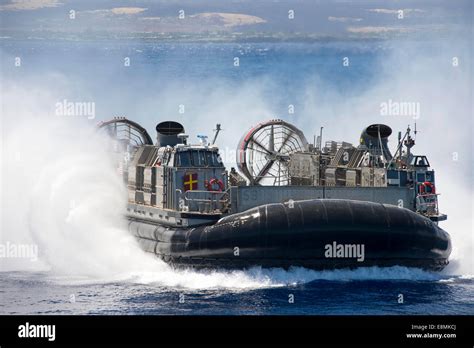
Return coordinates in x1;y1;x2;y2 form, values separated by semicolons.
176;189;229;214
416;193;440;217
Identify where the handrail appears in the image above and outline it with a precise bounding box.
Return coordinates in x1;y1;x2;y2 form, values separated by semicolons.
176;189;230;213
416;193;440;216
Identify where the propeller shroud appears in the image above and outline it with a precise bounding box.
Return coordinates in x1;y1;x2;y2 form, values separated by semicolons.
236;119;309;186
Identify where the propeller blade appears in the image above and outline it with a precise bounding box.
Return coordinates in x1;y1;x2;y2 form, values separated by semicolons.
255;159;275;183
252;139;272;155
278;130;294;153
269;125;275;153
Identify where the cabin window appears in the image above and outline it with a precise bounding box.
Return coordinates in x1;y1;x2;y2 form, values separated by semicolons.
175;152;191;167
175;150;221;167
191;150;206;167
411;156;430;167
206;151;221;167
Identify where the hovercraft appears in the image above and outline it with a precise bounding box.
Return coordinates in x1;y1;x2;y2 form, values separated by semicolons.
98;118;451;271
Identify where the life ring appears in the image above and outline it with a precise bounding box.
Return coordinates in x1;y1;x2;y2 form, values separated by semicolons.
418;181;435;195
205;178;224;192
424;181;435;194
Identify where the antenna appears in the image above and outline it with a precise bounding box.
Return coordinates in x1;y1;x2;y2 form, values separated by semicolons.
319;126;324;152
197;135;208;146
211;124;222;145
404;124;415;158
377;125;387;164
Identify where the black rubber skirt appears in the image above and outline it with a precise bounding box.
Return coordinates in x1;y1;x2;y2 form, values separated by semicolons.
128;199;451;271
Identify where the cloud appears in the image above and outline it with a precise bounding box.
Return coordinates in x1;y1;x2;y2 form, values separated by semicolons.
328;16;363;23
0;0;61;11
189;12;266;27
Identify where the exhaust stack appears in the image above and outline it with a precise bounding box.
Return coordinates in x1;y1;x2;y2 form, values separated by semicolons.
156;121;185;147
360;124;393;161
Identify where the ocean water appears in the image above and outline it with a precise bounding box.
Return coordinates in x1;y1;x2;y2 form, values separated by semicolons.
1;269;473;315
1;39;473;315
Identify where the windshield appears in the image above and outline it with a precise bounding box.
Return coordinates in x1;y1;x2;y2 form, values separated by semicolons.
176;152;191;167
191;150;206;167
206;151;221;167
411;156;430;167
175;150;222;167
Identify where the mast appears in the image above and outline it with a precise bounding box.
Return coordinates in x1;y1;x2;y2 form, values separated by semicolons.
211;124;222;145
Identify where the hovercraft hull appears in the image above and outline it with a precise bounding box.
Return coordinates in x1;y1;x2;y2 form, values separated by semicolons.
128;199;451;271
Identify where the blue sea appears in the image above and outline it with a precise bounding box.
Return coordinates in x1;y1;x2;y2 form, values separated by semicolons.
1;269;473;315
1;39;473;315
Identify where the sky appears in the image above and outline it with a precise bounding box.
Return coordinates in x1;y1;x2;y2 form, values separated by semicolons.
0;0;472;38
